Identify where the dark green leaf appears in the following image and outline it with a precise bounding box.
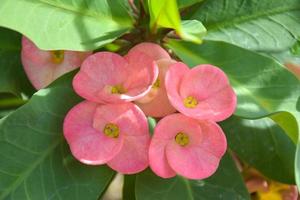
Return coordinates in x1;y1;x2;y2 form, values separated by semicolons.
0;0;133;51
135;153;250;200
0;27;34;96
0;71;115;199
177;0;204;9
123;175;136;200
188;0;300;51
221;116;296;184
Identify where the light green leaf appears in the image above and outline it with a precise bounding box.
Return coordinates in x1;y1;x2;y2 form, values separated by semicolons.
148;0;204;43
180;20;206;43
221;116;296;184
0;0;133;51
135;153;250;200
167;40;300;125
188;0;300;51
0;28;34;96
148;0;181;33
147;117;156;135
0;71;115;199
296;144;300;191
269;111;298;144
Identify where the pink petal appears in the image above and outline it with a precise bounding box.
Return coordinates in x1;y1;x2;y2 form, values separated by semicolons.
93;102;150;174
136;59;177;117
72;52;129;103
166;119;227;179
165;63;236;122
107;134;150;174
21;36;91;90
73;51;158;103
165;62;189;111
127;42;170;61
93;103;148;137
52;51;92;80
149;114;202;178
149;137;176;178
63;101;124;165
123;50;159;101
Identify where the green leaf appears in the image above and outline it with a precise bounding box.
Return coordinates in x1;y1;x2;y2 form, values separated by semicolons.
221;116;296;184
188;0;300;51
123;175;136;200
148;0;204;43
0;27;34;96
147;117;156;135
167;40;300;125
180;20;207;43
177;0;204;9
0;0;133;51
135;153;250;200
296;144;300;191
148;0;181;33
269;111;298;144
0;71;115;199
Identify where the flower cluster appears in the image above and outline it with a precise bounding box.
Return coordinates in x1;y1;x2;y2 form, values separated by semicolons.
22;39;237;179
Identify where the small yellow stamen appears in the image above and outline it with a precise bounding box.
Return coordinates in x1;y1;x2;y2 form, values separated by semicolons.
111;85;126;94
103;123;119;138
175;132;189;146
51;50;64;64
152;78;160;89
183;96;198;108
257;182;290;200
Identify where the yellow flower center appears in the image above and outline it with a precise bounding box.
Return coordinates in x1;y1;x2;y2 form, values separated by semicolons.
103;123;119;138
111;85;126;94
257;182;290;200
175;132;189;146
183;96;198;108
152;78;160;89
51;50;64;64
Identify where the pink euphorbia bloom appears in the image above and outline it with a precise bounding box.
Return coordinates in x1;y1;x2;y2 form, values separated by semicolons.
73;50;158;104
127;42;176;117
21;36;91;90
125;42;171;61
165;62;237;122
136;59;177;117
63;101;150;174
149;113;227;179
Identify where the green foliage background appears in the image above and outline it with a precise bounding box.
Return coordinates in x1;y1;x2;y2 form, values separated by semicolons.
0;0;299;199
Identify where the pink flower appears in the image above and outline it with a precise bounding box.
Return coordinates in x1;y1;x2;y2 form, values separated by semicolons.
149;113;227;179
125;42;171;61
126;42;176;117
165;62;237;122
73;50;158;104
63;101;150;174
21;36;91;90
